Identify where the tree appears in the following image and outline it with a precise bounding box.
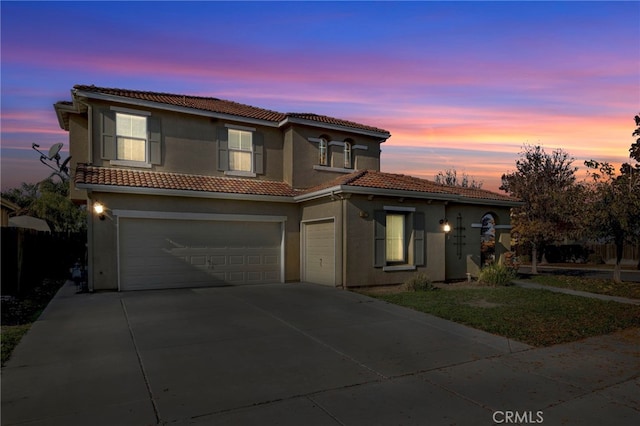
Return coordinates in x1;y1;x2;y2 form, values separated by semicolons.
1;178;86;233
500;145;583;274
584;114;640;281
434;168;483;189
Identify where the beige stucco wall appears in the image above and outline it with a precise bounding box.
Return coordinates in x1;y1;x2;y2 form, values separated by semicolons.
287;126;382;189
85;100;285;182
68;115;89;202
443;204;513;280
87;192;300;291
342;195;447;287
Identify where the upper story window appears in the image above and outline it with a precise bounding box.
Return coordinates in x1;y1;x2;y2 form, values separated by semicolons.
228;129;253;172
217;125;264;176
344;141;352;169
100;108;161;168
319;138;328;166
116;113;147;162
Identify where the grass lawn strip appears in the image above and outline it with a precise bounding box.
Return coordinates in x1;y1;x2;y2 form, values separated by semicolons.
527;275;640;300
365;287;640;347
1;325;32;366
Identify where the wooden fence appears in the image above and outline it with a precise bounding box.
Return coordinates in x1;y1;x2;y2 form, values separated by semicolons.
586;243;640;264
1;228;86;296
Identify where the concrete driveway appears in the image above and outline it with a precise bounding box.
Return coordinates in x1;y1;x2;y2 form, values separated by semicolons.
2;282;639;425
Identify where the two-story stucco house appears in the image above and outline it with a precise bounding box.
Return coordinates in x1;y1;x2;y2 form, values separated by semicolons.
54;85;520;291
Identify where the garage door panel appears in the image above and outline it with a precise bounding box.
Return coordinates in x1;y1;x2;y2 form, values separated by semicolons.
304;220;335;286
119;218;282;290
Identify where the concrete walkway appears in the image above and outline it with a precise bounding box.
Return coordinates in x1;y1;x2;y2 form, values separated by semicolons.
2;281;639;425
513;280;640;305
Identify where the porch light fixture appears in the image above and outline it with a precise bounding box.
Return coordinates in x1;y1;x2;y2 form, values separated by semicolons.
439;219;451;233
93;202;107;221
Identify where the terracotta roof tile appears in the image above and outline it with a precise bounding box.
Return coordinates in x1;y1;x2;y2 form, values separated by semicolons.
286;113;390;136
73;85;287;122
72;85;389;135
303;170;519;203
75;164;299;197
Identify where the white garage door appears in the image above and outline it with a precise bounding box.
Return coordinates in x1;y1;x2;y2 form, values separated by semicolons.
303;220;335;286
119;217;282;290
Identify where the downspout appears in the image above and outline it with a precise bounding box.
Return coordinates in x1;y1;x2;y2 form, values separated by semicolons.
87;191;95;292
76;99;93;163
76;98;94;291
342;196;347;289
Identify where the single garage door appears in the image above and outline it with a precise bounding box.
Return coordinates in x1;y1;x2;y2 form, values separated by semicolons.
303;220;335;286
119;217;282;290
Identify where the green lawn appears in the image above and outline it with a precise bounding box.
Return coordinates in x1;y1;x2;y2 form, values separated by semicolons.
364;286;640;347
525;275;640;299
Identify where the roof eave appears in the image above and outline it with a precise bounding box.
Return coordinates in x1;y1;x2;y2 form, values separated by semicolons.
295;184;522;206
77;183;296;203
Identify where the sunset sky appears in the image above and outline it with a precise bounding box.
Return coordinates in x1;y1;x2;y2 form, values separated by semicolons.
2;1;639;192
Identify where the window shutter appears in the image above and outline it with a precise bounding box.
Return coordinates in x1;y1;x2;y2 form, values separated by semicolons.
414;212;425;266
217;127;229;171
253;132;264;174
148;116;162;165
100;109;116;160
374;210;386;267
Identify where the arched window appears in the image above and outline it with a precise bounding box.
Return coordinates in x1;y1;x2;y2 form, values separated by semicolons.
318;138;328;166
344;141;352;169
480;213;496;266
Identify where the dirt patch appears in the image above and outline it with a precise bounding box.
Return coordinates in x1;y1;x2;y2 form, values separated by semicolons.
463;298;502;308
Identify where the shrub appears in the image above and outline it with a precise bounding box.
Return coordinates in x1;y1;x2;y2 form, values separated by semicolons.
478;263;516;286
404;272;433;291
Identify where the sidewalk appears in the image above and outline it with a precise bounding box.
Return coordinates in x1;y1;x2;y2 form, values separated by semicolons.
512;280;640;305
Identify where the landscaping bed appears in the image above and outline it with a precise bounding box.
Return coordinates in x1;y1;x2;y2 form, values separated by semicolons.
362;285;640;347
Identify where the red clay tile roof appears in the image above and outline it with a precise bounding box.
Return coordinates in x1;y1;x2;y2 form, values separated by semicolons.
75;164;299;197
285;113;390;136
73;85;287;122
303;170;519;203
75;165;516;203
72;85;390;135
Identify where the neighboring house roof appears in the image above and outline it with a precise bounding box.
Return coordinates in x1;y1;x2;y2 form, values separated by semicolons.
1;197;21;213
75;164;520;206
57;85;391;138
9;216;52;233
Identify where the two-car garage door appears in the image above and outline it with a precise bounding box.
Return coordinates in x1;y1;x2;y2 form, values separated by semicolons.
118;217;283;291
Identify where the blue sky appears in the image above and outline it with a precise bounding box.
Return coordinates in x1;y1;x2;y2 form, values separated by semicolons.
2;1;639;191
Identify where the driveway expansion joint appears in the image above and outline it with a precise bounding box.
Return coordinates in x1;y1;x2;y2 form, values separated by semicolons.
121;299;162;425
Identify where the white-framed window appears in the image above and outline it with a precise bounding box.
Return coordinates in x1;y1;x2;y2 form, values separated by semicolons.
228;128;253;172
344;141;352;169
116;112;147;162
385;213;405;262
319;138;328;166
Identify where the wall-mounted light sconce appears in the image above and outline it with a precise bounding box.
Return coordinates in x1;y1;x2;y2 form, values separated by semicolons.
439;219;451;233
359;210;369;218
93;202;111;221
